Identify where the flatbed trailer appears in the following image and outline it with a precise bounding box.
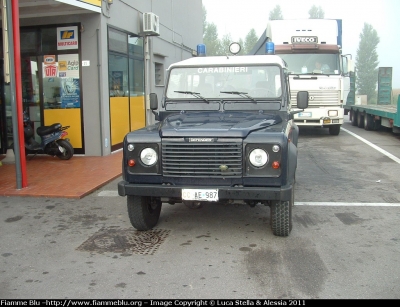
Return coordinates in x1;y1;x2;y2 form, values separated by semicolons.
346;97;400;133
344;67;400;133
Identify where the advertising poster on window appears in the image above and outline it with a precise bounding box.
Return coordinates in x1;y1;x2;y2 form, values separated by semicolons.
58;54;80;108
57;26;79;50
43;63;58;78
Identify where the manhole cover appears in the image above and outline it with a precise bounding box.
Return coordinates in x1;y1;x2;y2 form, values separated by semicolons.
77;228;170;255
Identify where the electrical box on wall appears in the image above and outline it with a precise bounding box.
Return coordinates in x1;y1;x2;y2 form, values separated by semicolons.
143;12;160;36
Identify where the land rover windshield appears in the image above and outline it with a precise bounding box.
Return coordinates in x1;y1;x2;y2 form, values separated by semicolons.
166;65;283;99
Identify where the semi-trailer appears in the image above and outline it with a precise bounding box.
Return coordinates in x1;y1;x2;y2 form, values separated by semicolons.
344;67;400;133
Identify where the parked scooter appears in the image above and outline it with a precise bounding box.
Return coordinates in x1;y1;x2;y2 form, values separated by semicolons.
12;110;74;160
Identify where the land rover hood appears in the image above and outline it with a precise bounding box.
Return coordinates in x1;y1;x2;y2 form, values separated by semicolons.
159;111;282;138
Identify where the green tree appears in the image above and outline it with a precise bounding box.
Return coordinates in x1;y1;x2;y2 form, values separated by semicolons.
237;38;245;55
308;5;325;19
203;22;222;56
200;6;259;56
220;34;233;56
202;5;207;34
243;29;259;54
202;6;221;56
269;5;283;20
355;23;380;103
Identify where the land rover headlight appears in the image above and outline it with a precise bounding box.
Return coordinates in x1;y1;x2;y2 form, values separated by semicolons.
140;148;158;166
249;149;268;167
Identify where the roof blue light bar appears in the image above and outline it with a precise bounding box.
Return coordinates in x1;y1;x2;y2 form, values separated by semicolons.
197;44;206;57
265;42;275;55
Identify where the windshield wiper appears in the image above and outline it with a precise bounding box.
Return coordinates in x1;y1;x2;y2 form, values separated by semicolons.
174;91;210;103
220;91;258;103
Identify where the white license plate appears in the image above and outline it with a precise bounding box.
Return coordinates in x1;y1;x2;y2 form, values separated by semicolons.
298;112;312;117
182;189;219;202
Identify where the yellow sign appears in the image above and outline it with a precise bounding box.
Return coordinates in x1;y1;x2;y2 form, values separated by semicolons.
59;61;67;71
79;0;101;7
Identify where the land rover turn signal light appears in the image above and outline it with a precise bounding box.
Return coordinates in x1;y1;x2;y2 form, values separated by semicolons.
272;161;280;169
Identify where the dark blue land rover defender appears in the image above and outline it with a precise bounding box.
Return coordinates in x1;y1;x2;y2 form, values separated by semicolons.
118;50;308;236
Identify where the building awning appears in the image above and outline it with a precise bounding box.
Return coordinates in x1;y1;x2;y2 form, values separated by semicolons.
19;0;101;18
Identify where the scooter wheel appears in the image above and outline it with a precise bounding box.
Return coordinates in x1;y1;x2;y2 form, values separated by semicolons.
56;139;74;160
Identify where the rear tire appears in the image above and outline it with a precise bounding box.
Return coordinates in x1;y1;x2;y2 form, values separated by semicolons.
373;119;381;130
350;110;358;126
56;139;74;160
127;195;162;231
357;111;364;128
364;114;374;131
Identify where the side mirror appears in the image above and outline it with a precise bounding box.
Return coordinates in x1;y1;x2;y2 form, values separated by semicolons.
149;93;160;121
149;93;158;110
296;91;308;110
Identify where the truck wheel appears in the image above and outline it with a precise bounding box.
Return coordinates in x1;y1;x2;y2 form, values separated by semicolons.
127;195;162;231
350;110;358;126
373;119;381;131
328;125;341;135
364;114;374;131
270;187;293;237
357;112;364;128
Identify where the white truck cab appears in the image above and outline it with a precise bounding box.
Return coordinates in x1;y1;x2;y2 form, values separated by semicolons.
251;19;354;135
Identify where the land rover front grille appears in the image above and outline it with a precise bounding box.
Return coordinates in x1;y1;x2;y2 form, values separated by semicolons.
162;142;242;177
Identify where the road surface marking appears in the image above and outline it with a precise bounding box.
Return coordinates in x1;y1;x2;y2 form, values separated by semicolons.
341;127;400;164
97;190;119;197
296;202;400;206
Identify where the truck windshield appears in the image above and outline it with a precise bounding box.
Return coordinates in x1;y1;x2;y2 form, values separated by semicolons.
166;65;282;99
279;54;340;75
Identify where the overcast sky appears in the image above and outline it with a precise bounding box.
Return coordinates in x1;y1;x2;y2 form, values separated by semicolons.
202;0;400;89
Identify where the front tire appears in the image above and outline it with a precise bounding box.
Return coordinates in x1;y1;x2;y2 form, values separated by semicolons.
270;186;294;237
56;139;74;160
127;195;162;231
328;124;341;135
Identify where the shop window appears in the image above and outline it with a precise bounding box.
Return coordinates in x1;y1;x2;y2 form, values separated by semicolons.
109;54;128;97
6;25;84;153
109;28;127;54
108;27;146;150
41;27;58;54
155;63;164;86
128;35;143;57
20;29;39;53
129;58;144;96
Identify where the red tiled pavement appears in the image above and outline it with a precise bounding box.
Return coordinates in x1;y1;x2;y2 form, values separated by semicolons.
0;150;122;199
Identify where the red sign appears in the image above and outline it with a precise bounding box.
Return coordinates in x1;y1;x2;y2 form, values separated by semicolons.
44;55;56;64
44;65;58;77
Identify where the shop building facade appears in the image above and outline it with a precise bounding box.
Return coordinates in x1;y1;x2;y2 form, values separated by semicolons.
0;0;203;156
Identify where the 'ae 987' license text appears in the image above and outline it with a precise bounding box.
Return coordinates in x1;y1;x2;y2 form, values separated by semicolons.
182;189;219;202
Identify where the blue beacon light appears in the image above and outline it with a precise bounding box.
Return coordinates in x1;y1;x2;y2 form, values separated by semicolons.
197;44;206;57
265;42;275;54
